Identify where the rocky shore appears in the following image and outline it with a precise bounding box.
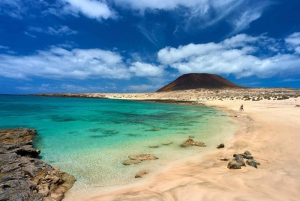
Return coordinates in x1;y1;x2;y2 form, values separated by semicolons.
0;128;76;201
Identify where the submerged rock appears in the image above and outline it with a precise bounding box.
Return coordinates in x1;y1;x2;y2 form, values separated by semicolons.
123;159;142;165
123;154;158;166
162;142;173;145
148;145;159;148
0;128;76;201
180;138;206;147
129;154;158;161
217;143;225;149
146;128;161;131
135;171;148;178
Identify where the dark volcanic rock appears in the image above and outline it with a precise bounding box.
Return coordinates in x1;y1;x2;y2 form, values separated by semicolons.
227;151;261;170
241;150;254;159
217;143;225;149
157;73;243;92
0;128;76;201
233;154;246;166
247;159;261;168
227;159;241;169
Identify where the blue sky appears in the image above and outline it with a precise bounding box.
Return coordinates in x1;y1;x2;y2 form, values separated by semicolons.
0;0;300;94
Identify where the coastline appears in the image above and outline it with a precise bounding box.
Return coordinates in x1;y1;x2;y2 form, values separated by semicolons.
58;89;300;201
0;128;76;201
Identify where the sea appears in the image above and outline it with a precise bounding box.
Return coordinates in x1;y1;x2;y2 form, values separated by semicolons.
0;95;237;192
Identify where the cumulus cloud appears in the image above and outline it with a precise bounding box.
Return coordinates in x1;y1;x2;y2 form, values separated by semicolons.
61;0;114;20
285;32;300;54
129;62;165;77
0;47;131;80
28;25;77;36
157;33;300;78
285;32;300;46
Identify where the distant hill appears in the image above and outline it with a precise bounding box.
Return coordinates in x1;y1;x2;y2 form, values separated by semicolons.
156;73;243;92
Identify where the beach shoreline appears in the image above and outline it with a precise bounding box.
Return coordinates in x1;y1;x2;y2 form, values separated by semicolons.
59;88;300;201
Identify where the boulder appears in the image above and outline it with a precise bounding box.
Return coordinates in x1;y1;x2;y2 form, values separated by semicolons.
227;159;241;169
241;151;254;159
217;143;225;149
233;154;246;166
180;139;206;147
247;159;261;168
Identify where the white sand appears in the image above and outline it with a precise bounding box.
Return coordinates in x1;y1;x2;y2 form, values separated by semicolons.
63;89;300;201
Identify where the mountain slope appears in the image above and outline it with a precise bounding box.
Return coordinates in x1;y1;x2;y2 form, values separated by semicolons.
157;73;243;92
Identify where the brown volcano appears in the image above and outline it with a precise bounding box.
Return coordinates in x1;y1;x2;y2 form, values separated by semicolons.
157;73;243;92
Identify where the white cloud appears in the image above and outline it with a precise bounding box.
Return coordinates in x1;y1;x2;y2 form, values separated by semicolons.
285;32;300;46
157;33;300;78
285;32;300;54
227;2;270;36
62;0;114;20
28;25;77;36
16;83;105;92
116;0;271;35
127;84;158;92
0;47;131;80
24;31;36;38
0;0;25;19
0;45;9;49
114;0;202;10
129;62;165;77
295;47;300;54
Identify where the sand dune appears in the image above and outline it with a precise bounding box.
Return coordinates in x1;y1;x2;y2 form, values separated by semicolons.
63;90;300;201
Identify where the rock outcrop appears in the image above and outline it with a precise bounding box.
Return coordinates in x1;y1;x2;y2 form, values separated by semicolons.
227;151;260;169
0;128;76;201
180;139;206;147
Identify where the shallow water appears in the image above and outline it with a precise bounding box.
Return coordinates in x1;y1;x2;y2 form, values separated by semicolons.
0;95;237;190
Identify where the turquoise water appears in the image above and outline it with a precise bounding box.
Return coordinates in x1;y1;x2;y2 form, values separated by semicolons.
0;95;237;190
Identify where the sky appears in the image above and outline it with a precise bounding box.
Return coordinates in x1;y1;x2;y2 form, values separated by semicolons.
0;0;300;94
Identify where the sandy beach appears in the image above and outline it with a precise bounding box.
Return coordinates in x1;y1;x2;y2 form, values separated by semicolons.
61;89;300;201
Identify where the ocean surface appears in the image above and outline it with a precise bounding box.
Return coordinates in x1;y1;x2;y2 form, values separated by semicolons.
0;95;237;191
